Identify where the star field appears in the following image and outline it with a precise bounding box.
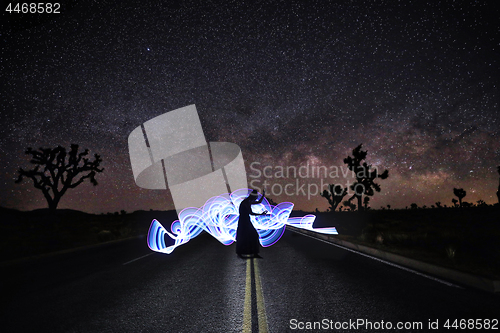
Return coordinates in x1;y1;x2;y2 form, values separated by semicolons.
1;0;499;213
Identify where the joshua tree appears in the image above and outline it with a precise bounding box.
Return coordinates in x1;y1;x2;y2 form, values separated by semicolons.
343;200;357;212
410;203;418;209
363;196;370;210
321;184;348;212
451;198;459;207
453;188;467;208
435;201;442;208
15;144;103;211
343;144;389;211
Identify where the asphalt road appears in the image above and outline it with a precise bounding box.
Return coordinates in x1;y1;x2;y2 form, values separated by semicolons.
0;230;499;332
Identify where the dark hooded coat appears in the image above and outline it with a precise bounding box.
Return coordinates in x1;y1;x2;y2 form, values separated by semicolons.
236;196;260;255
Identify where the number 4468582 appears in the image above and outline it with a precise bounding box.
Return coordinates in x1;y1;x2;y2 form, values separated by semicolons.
6;3;60;14
444;319;498;330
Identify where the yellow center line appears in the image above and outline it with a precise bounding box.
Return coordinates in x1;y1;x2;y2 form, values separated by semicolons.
243;259;252;333
242;258;269;333
253;258;269;333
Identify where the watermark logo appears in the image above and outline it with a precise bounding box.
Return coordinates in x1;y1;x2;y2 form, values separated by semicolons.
128;104;248;214
249;161;380;200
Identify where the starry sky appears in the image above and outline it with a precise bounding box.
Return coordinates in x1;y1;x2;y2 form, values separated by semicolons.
1;0;499;214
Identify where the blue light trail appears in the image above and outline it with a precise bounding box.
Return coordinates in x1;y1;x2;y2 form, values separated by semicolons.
147;189;337;254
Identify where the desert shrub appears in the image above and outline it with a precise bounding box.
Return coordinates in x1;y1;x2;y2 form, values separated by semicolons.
97;230;115;242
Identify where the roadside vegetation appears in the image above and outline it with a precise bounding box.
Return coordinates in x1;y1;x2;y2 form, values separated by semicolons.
307;205;500;280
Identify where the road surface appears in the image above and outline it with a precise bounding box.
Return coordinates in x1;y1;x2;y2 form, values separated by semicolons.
1;230;499;332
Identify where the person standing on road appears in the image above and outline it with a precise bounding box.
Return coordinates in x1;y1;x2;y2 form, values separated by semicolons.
236;189;268;259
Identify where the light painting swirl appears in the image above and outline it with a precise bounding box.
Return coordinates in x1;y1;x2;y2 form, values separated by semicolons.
147;188;338;254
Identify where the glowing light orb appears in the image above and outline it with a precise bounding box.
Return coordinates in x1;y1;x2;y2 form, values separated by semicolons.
147;189;338;254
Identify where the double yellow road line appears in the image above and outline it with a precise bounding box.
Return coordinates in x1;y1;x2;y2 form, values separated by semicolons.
243;258;269;333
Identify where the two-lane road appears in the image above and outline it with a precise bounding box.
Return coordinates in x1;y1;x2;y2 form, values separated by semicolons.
1;230;498;332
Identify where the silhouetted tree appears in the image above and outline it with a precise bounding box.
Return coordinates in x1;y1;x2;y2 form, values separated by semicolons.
321;184;348;212
435;201;442;208
343;200;357;212
343;144;389;211
363;196;370;210
453;188;466;208
477;199;487;207
15;144;103;211
410;203;418;209
451;198;458;208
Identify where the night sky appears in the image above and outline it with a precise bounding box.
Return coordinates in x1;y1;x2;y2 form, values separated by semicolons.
1;0;499;214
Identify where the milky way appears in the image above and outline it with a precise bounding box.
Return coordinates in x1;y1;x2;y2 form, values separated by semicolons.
1;0;499;213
